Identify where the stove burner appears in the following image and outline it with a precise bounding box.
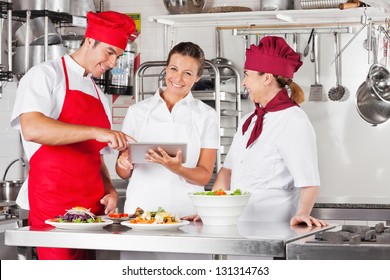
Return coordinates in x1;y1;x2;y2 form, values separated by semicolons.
0;204;20;219
313;223;390;245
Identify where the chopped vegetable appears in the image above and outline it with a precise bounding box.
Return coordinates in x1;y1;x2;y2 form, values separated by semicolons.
194;188;246;196
53;206;103;223
129;207;179;224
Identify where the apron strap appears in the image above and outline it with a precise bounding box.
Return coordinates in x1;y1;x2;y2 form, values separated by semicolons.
61;57;70;92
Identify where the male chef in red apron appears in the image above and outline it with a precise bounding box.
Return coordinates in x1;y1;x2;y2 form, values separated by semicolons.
10;11;136;260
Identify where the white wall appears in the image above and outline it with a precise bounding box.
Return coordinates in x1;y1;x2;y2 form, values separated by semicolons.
1;0;390;203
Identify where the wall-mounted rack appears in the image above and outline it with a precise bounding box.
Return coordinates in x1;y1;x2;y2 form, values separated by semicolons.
149;7;388;29
0;1;12;85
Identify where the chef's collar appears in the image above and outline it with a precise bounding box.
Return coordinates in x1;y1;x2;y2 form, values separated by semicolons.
65;55;93;78
154;88;197;108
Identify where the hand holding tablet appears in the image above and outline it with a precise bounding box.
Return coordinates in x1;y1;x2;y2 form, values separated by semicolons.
129;142;187;164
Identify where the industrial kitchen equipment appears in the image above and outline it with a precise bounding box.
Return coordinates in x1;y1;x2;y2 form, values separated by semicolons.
287;222;390;259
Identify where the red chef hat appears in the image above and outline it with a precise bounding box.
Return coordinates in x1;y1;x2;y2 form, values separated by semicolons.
244;36;303;78
85;11;136;50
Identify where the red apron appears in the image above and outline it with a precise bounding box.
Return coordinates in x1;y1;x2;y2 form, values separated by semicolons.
28;57;110;260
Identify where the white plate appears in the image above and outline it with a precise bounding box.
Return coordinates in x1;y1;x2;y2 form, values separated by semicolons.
120;220;190;231
45;219;113;230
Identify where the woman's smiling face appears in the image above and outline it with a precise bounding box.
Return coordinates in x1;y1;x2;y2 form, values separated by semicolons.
165;53;201;97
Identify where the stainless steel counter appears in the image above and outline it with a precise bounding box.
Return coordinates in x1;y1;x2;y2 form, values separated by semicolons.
5;221;333;259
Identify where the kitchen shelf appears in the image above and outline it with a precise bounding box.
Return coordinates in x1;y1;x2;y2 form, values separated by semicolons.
149;7;388;29
12;10;73;24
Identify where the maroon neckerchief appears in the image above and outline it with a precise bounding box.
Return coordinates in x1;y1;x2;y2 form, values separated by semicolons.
242;88;298;148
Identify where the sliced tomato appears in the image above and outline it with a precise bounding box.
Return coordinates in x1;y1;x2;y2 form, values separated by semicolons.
214;189;227;196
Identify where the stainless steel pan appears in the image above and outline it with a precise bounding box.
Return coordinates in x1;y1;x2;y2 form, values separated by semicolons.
356;64;390;125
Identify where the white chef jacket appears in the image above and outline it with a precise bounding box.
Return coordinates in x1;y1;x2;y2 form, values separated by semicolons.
120;89;219;260
223;106;320;222
121;89;219;213
10;55;113;209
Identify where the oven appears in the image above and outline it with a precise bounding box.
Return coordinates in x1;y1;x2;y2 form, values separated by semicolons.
0;201;22;259
286;223;390;259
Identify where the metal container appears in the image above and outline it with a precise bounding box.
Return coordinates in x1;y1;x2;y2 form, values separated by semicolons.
0;180;23;202
70;0;96;16
260;0;292;11
356;64;390;125
62;33;84;55
13;44;67;75
12;0;72;13
15;17;62;46
299;0;346;9
163;0;205;14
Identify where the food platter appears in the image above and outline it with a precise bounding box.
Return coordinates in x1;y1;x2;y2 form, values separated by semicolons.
45;219;113;230
120;220;190;231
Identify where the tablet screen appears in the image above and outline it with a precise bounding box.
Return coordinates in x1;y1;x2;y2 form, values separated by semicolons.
129;142;187;164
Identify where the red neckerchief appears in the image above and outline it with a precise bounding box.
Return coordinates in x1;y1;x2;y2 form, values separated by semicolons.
242;88;298;148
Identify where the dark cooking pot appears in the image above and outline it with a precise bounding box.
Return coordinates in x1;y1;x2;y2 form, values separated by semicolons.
356;64;390;125
0;180;23;202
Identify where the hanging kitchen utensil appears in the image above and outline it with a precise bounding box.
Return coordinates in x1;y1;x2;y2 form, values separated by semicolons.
356;64;390;126
303;28;314;57
329;32;349;101
309;33;326;101
211;28;235;82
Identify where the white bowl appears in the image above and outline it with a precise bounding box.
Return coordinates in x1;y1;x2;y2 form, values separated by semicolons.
188;191;251;226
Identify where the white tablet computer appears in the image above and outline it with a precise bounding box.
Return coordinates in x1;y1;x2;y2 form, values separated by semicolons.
129;142;187;164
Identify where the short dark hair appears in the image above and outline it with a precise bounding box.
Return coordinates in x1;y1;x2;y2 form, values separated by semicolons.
166;42;205;77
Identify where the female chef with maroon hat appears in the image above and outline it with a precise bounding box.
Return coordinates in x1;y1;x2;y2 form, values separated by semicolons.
10;11;136;260
213;36;327;227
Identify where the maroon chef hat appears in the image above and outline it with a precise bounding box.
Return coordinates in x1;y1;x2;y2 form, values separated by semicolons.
85;11;136;50
244;36;303;78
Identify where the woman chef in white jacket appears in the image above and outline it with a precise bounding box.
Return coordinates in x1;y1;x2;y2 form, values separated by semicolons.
213;36;327;227
116;42;219;259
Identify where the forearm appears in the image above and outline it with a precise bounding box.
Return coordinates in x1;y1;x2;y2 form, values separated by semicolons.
296;186;320;216
212;167;231;191
20;112;103;145
173;165;213;186
171;148;216;186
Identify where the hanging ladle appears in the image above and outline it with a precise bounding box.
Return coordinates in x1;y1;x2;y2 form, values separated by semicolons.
328;32;349;101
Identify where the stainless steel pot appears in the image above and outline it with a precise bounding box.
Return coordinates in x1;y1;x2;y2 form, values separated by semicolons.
13;44;67;75
13;0;71;13
356;64;390;125
163;0;205;14
15;17;62;46
71;0;96;16
0;180;23;202
62;33;84;54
